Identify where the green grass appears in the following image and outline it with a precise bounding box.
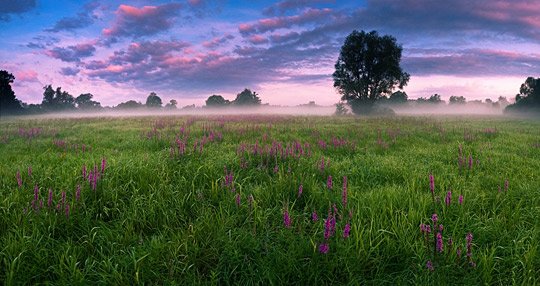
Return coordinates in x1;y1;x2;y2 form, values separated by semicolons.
1;115;539;285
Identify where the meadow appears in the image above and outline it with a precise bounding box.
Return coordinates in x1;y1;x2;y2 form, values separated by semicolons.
0;114;539;285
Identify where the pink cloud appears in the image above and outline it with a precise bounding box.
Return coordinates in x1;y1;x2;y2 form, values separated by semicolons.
202;34;235;48
248;35;269;45
14;70;39;83
103;3;182;38
239;8;335;35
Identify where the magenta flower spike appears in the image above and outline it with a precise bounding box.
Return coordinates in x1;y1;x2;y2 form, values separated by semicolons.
343;223;351;238
319;242;329;254
436;232;444;253
65;203;70;218
312;210;318;222
47;188;53;208
283;209;291;228
504;179;509;192
16;171;22;188
298;184;303;197
426;260;434;271
28;166;32;177
327;175;333;190
101;158;107;174
431;213;438;224
429;174;434;195
235;193;241;207
458;195;464;205
33;185;39;202
466;233;473;258
75;184;81;201
445;191;452;206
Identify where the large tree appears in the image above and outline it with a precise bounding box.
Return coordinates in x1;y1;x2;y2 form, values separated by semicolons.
333;30;410;114
41;85;75;111
449;95;466;105
205;95;229;107
0;70;22;115
505;77;540;113
233;89;261;106
146;92;162;108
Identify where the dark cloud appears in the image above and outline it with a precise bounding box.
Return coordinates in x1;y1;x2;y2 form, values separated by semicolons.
0;0;36;21
263;0;335;16
46;43;96;62
103;3;183;38
403;49;540;76
46;2;100;32
60;67;80;76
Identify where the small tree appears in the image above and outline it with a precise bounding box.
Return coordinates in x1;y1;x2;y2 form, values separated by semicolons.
0;70;22;115
146;92;162;108
449;96;466;105
233;89;261;106
389;91;408;104
75;93;101;109
205;95;230;107
165;99;178;109
116;100;143;109
428;94;444;104
335;102;348;116
333;30;410;114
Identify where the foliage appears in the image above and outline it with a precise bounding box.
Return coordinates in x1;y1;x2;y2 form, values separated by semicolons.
205;95;230;107
449;96;466;105
165;99;178;109
505;77;540;113
334;101;348;116
0;116;538;284
41;85;75;111
0;70;22;115
145;92;163;108
75;93;101;109
389;91;408;104
333;30;410;114
233;89;261;106
115;100;143;109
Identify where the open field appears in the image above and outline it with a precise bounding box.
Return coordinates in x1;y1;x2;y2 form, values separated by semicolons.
1;115;539;284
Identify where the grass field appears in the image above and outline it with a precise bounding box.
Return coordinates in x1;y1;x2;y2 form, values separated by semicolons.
1;115;539;285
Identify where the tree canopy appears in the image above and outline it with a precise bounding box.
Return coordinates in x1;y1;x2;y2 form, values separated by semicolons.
233;89;261;106
145;92;162;108
0;70;22;115
41;85;75;111
505;77;540;113
449;96;466;104
75;93;101;109
389;91;408;104
333;30;409;114
205;95;230;107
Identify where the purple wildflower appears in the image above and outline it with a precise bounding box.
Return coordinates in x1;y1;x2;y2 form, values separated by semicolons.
273;165;279;173
504;179;509;192
468;155;473;169
16;171;22;188
298;184;303;197
445;191;452;206
47;189;53;207
458;195;464;205
65;203;70;218
466;233;473;258
283;209;291;228
28;166;32;177
429;174;434;195
431;213;438;224
439;224;444;232
235;193;241;207
319;243;329;254
457;247;462;258
343;223;351;238
426;260;434;271
101;158;107;174
327;175;333;190
82;165;87;180
33;185;39;202
61;191;66;205
436;232;444;253
447;237;453;248
312;210;318;222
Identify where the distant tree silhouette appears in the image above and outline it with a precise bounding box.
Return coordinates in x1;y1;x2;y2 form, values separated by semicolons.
233;89;261;106
333;30;410;115
165;99;177;109
389;91;408;104
75;93;101;109
335;102;348;116
41;85;75;111
145;92;162;108
116;100;143;109
0;70;22;115
205;95;229;107
449;96;466;104
505;77;540;113
428;94;444;104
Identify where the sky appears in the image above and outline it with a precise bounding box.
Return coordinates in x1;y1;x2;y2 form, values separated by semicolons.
1;0;539;107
